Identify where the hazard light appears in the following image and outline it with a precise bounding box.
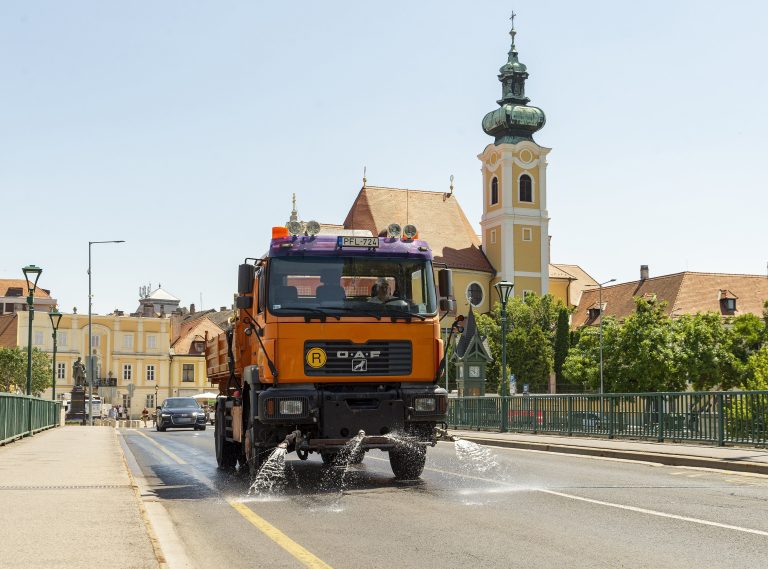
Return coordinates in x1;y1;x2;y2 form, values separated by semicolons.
272;226;289;239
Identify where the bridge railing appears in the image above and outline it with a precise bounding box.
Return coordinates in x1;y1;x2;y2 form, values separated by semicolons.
447;390;768;447
0;393;61;445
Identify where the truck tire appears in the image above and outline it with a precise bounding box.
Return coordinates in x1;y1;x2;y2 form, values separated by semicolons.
215;402;238;470
389;445;426;480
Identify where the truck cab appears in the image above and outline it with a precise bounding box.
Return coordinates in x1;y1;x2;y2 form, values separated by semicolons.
206;224;454;480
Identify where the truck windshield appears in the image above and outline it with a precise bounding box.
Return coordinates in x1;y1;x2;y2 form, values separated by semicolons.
268;257;437;317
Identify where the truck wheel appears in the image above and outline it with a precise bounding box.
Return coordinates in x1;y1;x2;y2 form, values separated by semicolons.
215;403;238;470
389;445;426;480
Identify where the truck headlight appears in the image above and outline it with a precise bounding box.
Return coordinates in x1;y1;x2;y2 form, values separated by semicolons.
414;397;436;412
278;400;304;415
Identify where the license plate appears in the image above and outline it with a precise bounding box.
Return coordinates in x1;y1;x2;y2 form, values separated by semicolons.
338;236;379;248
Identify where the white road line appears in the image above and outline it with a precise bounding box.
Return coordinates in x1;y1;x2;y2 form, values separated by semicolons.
539;489;768;538
371;456;768;538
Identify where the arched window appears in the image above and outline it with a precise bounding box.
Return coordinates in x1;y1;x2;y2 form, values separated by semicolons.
519;174;532;202
490;177;499;205
466;283;484;307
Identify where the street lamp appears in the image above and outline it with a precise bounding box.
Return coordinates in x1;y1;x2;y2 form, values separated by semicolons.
494;280;514;432
88;240;125;426
22;265;43;397
22;265;42;437
48;308;63;401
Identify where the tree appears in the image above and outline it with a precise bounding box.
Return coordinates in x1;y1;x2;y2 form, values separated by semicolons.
562;316;620;391
742;346;768;391
475;294;563;394
0;347;51;395
673;312;738;390
730;313;765;364
553;307;570;385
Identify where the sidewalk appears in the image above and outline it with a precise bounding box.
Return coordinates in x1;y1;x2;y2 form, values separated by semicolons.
0;426;159;569
449;429;768;475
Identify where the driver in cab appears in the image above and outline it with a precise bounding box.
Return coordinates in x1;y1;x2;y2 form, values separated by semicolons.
369;278;393;304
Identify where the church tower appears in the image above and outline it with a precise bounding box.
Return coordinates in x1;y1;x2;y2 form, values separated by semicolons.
479;13;550;298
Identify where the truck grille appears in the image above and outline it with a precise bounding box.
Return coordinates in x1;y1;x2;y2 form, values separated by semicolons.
304;341;412;376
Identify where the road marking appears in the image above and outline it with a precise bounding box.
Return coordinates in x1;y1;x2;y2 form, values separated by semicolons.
227;499;333;569
372;455;768;537
133;430;187;465
539;489;768;537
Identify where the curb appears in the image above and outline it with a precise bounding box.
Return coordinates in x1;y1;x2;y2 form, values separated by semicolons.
457;436;768;476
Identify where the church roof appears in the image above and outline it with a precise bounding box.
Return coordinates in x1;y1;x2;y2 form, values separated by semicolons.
454;308;492;361
342;186;495;273
550;264;598;307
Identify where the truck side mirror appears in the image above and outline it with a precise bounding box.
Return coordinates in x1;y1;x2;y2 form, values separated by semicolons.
238;263;255;295
236;295;253;309
439;298;456;314
437;269;453;298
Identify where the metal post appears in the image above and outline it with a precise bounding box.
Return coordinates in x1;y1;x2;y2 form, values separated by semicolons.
22;265;42;435
87;240;125;426
51;329;58;401
88;242;92;426
500;306;508;433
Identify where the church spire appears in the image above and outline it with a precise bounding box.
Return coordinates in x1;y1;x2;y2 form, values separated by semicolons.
482;11;546;145
289;193;299;222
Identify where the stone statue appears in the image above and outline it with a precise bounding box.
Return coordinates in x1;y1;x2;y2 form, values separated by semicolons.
73;357;86;387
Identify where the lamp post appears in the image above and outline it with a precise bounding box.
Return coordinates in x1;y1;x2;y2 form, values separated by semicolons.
22;265;42;436
88;240;125;426
48;308;63;401
586;278;616;417
494;281;514;432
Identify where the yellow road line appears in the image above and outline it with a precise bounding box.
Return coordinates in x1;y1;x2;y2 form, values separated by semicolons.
134;430;187;465
227;499;333;569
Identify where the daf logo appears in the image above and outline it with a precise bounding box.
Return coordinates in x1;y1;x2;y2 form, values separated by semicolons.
335;351;381;359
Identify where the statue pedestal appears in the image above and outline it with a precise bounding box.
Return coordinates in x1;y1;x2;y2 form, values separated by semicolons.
66;386;86;424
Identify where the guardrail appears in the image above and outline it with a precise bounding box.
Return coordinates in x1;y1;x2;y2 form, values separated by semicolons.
0;393;61;445
447;391;768;447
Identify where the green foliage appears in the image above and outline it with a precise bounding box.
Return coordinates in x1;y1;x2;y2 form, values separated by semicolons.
730;313;765;364
474;294;563;394
0;347;51;396
553;307;570;384
672;312;738;391
742;347;768;391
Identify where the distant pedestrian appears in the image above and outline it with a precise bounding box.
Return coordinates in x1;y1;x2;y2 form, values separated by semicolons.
108;406;117;420
141;407;149;428
118;405;125;420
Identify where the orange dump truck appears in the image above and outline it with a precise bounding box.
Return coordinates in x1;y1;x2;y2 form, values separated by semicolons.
205;225;456;480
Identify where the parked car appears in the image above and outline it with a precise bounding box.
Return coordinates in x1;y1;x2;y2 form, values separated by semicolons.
573;412;603;429
156;397;207;431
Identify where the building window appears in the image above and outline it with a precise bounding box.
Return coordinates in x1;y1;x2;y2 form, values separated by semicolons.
146;365;155;381
34;331;44;345
522;227;532;242
466;283;484;307
123;335;133;349
182;364;195;382
519;174;532;202
490;229;497;245
57;362;66;380
490;177;499;205
147;335;156;349
59;332;68;347
122;394;131;412
91;335;100;348
123;364;132;381
146;394;155;409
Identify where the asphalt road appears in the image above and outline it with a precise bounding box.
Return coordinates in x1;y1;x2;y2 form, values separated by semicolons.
120;428;768;569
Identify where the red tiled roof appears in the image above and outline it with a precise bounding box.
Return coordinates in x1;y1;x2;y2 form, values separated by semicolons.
342;186;494;273
0;279;52;299
572;272;768;327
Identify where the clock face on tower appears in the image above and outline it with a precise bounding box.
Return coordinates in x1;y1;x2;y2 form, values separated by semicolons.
469;365;480;378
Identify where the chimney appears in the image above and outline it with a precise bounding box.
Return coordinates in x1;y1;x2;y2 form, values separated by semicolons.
640;265;649;281
190;303;196;314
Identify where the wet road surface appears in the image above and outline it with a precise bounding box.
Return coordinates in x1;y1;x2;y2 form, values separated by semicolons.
120;428;768;569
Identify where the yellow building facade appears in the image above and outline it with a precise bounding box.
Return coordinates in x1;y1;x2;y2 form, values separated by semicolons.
14;311;204;417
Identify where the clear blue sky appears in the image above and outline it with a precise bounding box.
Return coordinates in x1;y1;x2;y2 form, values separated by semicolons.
3;1;767;314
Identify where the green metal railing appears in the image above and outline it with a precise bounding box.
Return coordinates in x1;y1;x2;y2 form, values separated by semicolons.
447;391;768;447
0;393;61;445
